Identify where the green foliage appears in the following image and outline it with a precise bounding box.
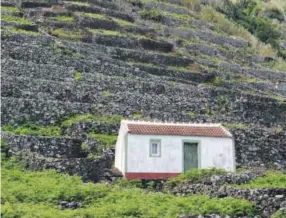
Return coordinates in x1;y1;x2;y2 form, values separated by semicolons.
140;9;163;21
0;6;20;12
169;168;227;184
103;90;110;97
238;172;286;188
67;1;90;6
223;123;249;129
271;208;286;218
189;112;196;118
51;16;74;23
167;81;176;87
75;12;107;20
3;26;40;36
2;15;32;25
1;159;258;218
88;133;117;148
50;28;83;40
133;112;143;119
204;76;223;87
61;114;124;128
74;71;81;81
50;42;76;56
3;123;61;137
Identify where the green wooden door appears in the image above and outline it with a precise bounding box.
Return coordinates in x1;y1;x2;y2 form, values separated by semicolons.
183;142;198;172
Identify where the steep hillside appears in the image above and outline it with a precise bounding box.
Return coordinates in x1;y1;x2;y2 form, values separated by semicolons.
2;0;286;176
1;0;286;217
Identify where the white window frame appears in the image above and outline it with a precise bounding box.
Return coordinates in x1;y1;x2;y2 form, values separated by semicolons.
150;139;161;157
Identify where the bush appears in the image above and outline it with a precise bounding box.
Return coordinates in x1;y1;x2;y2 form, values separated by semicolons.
88;133;117;148
1;158;258;218
169;168;227;184
238;172;286;188
140;9;163;22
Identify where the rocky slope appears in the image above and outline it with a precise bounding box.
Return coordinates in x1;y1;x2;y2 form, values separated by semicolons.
1;0;286;182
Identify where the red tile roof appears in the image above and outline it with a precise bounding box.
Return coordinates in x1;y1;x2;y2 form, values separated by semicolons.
125;121;231;138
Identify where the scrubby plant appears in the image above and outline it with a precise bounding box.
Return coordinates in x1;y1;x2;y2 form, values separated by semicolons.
74;71;81;81
140;9;163;22
1;158;258;218
103;90;110;97
238;171;286;188
67;1;90;6
169;168;227;184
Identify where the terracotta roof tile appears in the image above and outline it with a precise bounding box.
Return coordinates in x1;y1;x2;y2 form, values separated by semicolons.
125;121;231;138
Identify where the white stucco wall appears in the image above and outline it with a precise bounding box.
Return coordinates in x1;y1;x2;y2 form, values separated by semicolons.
126;134;235;173
114;123;128;173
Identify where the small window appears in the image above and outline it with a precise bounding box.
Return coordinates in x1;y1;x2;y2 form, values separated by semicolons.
150;139;161;157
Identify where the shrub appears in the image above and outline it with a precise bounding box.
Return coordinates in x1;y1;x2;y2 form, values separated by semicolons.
51;16;74;23
238;172;286;188
0;6;20;12
169;168;227;184
50;28;83;40
1;157;258;218
140;9;163;22
74;71;81;81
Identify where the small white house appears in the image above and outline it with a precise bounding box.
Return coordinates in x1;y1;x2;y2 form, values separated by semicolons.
115;120;235;180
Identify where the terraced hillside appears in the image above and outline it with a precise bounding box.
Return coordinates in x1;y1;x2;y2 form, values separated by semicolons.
1;0;286;182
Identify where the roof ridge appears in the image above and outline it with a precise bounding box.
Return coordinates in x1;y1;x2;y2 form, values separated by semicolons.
122;119;222;127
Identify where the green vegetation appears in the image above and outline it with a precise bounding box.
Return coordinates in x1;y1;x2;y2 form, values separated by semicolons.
74;71;81;81
66;1;89;6
0;6;20;12
112;17;134;27
271;208;286;218
169;168;227;184
88;133;117;149
1;157;258;218
103;90;110;97
61;114;124;128
223;123;249;129
133;112;143;119
140;9;164;22
51;16;74;23
50;42;76;56
204;76;223;87
2;123;61;137
167;66;191;72
50;28;83;40
75;12;107;20
238;172;286;188
2;15;32;25
3;26;40;35
189;112;196;118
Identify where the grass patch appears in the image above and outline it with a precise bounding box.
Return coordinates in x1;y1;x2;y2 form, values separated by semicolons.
112;17;134;26
66;1;89;6
4;26;39;35
2;15;32;25
1;158;258;218
89;29;121;36
50;28;83;40
167;66;191;72
223;123;249;129
169;168;227;184
0;6;20;12
238;172;286;188
204;76;223;87
2;123;61;137
50;16;74;23
61;114;124;128
88;134;117;149
75;12;107;20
